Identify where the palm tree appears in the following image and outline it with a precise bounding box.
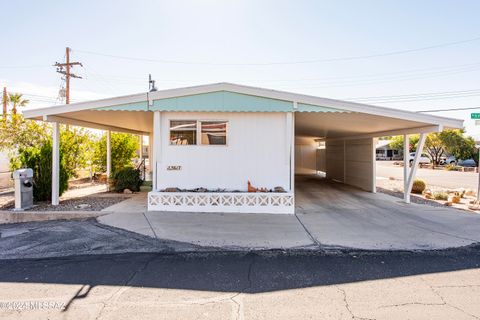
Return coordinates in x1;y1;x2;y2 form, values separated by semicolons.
8;93;29;115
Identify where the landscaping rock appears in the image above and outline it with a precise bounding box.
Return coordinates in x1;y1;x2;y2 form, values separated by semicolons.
465;189;476;197
450;195;461;204
74;203;91;209
274;186;286;193
123;189;133;194
164;187;181;192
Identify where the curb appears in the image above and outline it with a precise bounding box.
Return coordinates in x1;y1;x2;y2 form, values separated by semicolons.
0;210;108;225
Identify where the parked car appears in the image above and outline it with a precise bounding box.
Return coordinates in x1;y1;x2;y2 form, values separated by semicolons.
440;156;457;165
408;152;431;165
458;159;477;167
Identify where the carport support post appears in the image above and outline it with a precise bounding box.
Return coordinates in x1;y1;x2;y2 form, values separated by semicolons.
403;133;427;204
106;130;111;188
152;111;161;191
403;135;410;203
52;121;60;205
406;133;426;202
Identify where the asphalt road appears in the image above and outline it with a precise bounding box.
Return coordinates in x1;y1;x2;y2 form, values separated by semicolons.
376;161;478;190
0;248;479;319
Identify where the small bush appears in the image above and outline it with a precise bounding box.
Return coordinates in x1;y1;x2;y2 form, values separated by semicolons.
411;179;426;194
112;167;142;192
15;141;69;201
433;191;448;201
445;164;460;171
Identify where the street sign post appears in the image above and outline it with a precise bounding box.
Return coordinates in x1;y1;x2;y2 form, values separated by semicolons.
475;116;480;202
472;113;480;119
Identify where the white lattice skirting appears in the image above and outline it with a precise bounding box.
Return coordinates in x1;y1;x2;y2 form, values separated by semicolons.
148;192;295;214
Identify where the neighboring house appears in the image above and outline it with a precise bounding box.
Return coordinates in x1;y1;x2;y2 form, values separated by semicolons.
23;83;463;214
375;139;401;160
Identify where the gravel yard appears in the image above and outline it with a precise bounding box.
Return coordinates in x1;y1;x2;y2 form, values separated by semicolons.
376;187;446;208
0;191;14;209
0;182;130;211
376;176;480;213
1;193;130;211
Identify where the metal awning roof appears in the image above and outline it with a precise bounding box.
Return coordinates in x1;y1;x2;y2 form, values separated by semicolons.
23;82;464;136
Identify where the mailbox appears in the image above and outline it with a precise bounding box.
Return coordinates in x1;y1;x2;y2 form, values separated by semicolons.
13;168;34;210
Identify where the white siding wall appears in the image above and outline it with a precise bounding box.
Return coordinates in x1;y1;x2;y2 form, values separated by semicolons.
295;136;317;175
156;112;290;191
326;138;375;192
325;140;345;182
345;138;375;192
316;148;326;172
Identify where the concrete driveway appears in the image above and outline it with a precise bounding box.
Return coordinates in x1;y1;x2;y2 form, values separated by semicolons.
99;176;480;251
296;175;480;250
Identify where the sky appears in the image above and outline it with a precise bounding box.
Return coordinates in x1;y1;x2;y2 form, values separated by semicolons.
1;0;480;137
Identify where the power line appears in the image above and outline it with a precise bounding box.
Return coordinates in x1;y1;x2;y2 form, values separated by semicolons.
74;35;480;66
0;65;49;69
348;88;480;101
346;88;480;104
418;106;480;113
77;60;480;84
281;66;480;89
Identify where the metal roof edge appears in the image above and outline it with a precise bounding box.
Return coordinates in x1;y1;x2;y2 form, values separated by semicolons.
23;92;148;118
22;82;464;129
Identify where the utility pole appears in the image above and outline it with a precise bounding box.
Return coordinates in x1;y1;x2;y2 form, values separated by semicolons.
2;87;7;120
54;47;82;104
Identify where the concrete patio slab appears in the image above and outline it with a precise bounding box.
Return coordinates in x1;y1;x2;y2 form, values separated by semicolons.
144;211;315;249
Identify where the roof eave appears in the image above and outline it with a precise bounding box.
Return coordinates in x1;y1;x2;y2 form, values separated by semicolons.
22;82;464;130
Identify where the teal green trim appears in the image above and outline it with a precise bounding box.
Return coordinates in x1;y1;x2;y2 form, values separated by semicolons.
96;101;148;111
92;92;348;113
151;91;293;112
297;103;348;113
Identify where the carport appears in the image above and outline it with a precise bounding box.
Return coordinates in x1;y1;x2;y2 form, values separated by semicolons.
293;99;463;203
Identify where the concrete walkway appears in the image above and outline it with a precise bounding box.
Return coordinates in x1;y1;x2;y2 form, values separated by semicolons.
99;193;314;249
99;176;480;251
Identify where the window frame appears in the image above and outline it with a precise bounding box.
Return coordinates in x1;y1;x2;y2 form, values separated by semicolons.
199;120;228;146
169;120;198;146
168;120;229;147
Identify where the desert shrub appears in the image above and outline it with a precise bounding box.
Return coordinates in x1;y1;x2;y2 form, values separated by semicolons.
411;179;426;194
112;167;142;192
433;191;448;201
15;141;69;201
93;132;139;174
445;164;460;171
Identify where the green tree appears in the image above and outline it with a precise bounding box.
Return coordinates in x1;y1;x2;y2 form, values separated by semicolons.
8;93;29;115
388;134;420;154
440;129;477;163
424;133;444;166
93;132;139;175
60;126;94;177
0;114;49;152
386;130;477;167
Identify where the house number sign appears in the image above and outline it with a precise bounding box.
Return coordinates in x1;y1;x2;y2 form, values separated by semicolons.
167;165;182;171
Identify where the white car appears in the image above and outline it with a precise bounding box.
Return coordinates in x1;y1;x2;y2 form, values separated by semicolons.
408;152;431;165
440;156;457;165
